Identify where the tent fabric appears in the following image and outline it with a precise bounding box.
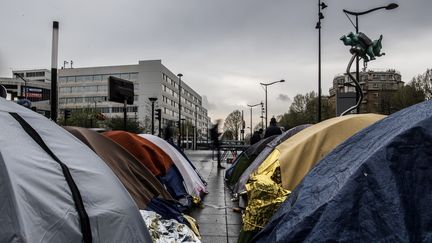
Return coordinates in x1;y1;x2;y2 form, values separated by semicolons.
276;114;385;190
226;135;277;189
139;134;208;199
234;124;310;194
242;114;384;233
104;131;173;177
65;126;173;208
158;165;190;203
104;131;192;208
0;98;152;242
254;101;432;243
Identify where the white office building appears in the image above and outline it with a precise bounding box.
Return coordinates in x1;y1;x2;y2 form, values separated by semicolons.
58;60;211;138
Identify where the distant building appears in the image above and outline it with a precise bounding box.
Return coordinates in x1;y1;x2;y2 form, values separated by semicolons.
0;69;51;116
329;69;404;114
58;60;211;138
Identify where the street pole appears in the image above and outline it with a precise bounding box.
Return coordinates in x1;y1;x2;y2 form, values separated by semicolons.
261;102;264;130
318;0;322;122
355;15;360;113
149;97;157;135
260;80;284;129
51;21;59;122
177;74;183;147
265;85;268;129
249;106;252;135
247;102;262;135
194;105;198;150
316;0;327;122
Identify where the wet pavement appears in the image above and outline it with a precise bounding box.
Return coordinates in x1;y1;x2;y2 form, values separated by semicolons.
186;150;241;243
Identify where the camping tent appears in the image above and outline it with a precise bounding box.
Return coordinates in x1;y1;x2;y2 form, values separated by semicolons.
241;114;385;237
139;134;208;200
104;131;192;208
254;100;432;242
64;126;192;226
0;98;152;242
225;135;278;189
65;126;173;207
234;124;310;195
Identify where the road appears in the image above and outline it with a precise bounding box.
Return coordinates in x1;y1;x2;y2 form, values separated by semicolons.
186;150;241;243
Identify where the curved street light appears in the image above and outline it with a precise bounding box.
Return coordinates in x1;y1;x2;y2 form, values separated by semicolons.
260;79;285;129
343;3;399;113
247;102;263;136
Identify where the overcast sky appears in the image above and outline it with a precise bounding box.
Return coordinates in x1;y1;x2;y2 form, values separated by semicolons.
1;0;431;128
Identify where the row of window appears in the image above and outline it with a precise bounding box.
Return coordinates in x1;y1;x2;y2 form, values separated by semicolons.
60;85;108;93
162;73;202;106
59;73;138;83
60;95;139;104
60;96;107;104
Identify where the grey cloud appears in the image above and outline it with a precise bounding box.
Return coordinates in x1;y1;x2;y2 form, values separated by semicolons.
277;94;291;103
202;95;217;110
1;0;431;122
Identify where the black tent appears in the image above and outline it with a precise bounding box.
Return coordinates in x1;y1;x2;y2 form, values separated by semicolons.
254;100;432;243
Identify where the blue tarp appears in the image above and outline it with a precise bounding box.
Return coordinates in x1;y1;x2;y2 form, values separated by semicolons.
158;166;191;210
146;198;188;225
254;100;432;243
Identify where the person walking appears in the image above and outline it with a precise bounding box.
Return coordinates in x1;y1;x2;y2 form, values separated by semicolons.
264;117;282;138
250;129;263;145
163;121;174;145
210;120;224;169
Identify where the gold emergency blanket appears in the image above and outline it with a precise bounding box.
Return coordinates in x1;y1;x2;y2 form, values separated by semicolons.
242;150;291;232
242;114;385;232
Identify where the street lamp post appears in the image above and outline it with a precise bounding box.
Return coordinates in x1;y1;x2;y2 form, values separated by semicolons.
247;102;263;136
260;79;284;129
316;0;328;122
343;3;399;113
177;73;183;147
149;97;158;135
14;73;28;99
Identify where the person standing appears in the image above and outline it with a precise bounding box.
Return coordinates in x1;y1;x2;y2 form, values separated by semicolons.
264;117;282;138
210;120;224;169
250;129;263;145
163;120;174;145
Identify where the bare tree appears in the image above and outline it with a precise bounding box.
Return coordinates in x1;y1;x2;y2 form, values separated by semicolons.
411;68;432;100
223;110;242;140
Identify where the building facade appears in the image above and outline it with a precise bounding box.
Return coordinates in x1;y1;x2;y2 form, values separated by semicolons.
329;69;404;114
0;69;51;116
58;60;211;138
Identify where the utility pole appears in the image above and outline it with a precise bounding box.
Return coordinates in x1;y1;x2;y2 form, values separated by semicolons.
51;21;59;122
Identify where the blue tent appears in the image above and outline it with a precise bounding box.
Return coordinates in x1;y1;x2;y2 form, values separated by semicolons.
254;100;432;242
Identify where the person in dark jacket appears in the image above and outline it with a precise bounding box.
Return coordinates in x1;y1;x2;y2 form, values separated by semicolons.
210;120;224;169
264;117;282;138
250;129;263;145
163;121;174;145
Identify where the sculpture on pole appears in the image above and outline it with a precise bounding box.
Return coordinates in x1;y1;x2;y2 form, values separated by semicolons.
339;32;385;116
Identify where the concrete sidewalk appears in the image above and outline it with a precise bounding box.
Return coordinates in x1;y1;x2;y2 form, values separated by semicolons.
186;150;241;243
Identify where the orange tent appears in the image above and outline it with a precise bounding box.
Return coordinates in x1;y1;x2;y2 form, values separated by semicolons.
104;131;173;177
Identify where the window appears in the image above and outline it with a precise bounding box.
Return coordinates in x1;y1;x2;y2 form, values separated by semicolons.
93;75;102;82
26;71;44;77
120;73;130;80
76;76;85;82
130;73;138;81
59;77;67;83
67;76;76;83
84;76;93;82
97;85;107;92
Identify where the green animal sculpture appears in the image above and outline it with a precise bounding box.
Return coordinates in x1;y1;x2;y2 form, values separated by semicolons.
340;32;385;62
